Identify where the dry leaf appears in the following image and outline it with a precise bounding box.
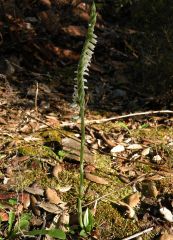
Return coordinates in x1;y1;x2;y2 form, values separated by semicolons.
30;195;41;216
11;156;30;167
20;124;32;133
0;192;30;208
46;115;59;126
147;182;158;198
141;147;150;156
58;186;72;193
0;211;8;221
16;204;24;214
85;173;109;185
57;212;69;232
19;193;30;209
127;192;141;208
30;216;43;226
25;185;44;196
39;0;51;8
53;163;63;178
84;164;96;173
62;137;93;162
118;201;136;218
127;144;143;150
160;233;173;240
62;25;86;37
46;188;62;204
38;202;67;214
0;117;7;124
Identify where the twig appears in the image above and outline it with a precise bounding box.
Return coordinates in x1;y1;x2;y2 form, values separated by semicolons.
121;227;154;240
61;110;173;126
35;81;39;114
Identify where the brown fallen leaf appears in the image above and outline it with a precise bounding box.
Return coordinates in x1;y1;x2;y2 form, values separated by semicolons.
19;193;30;209
0;192;30;208
57;212;69;232
147;182;158;198
58;186;72;193
85;173;109;185
53;163;63;179
62;137;93;162
11;156;30;167
0;211;8;221
126;192;141;208
118;201;136;218
46;115;60;127
25;185;44;196
39;0;51;8
30;195;41;216
38;202;67;214
127;144;143;150
84;164;96;173
46;188;62;204
62;25;86;37
30;216;43;226
0;117;7;124
160;233;173;240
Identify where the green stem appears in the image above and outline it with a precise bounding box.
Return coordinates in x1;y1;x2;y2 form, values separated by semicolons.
78;96;85;228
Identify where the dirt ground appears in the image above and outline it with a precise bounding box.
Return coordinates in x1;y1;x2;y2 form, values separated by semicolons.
0;1;173;239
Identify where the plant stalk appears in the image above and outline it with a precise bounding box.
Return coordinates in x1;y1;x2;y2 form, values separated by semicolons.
78;93;85;228
74;2;97;229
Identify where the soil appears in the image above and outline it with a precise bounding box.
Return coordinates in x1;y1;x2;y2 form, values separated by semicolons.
0;1;173;239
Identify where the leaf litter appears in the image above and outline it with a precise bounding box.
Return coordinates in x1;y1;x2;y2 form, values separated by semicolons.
0;1;173;239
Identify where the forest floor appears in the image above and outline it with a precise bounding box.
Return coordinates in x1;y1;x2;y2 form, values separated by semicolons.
0;1;173;239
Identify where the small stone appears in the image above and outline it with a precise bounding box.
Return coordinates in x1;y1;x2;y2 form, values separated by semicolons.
141;147;150;156
160;207;173;222
111;144;125;155
152;154;162;162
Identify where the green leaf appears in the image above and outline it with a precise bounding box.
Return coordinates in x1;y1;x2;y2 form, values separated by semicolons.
83;208;94;233
17;213;31;231
47;229;66;239
79;229;87;237
83;208;89;228
141;123;149;128
58;150;66;158
0;204;4;209
117;121;130;132
8;199;17;206
27;228;66;239
8;210;15;233
27;229;48;236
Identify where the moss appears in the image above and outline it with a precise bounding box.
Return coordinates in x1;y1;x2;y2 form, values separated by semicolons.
131;126;173;143
18;145;60;161
92;121;130;134
42;129;62;143
93;153;112;171
136;162;152;173
95;202;139;239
